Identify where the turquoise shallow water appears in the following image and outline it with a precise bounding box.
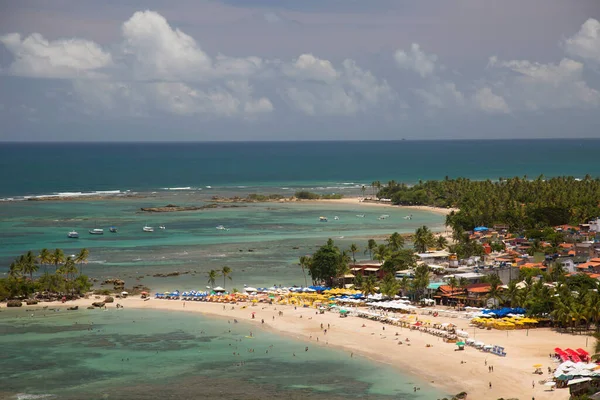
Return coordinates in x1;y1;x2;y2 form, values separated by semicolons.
0;308;446;400
0;194;445;290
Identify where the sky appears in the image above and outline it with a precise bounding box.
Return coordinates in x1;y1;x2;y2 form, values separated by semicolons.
0;0;600;141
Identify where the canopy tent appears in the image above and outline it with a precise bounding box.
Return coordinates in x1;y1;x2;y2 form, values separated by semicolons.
212;287;226;292
474;226;489;232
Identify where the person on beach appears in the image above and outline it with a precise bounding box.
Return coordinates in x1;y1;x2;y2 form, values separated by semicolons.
489;382;492;389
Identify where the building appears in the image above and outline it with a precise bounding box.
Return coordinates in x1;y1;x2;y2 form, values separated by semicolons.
351;261;385;280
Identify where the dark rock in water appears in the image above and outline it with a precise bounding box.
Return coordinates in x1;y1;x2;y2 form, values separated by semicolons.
26;299;38;305
292;247;300;249
87;306;95;309
7;300;22;307
104;296;114;303
68;306;79;310
239;249;243;252
92;302;105;308
248;249;254;252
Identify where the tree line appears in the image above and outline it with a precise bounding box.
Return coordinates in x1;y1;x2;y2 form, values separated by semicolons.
375;176;600;234
1;248;92;300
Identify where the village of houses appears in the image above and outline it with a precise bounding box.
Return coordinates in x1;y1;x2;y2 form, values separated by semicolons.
349;217;600;308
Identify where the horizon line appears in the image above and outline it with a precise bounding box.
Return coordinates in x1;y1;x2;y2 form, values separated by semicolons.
2;137;600;144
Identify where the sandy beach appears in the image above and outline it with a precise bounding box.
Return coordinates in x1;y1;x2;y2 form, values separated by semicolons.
25;297;585;400
310;197;458;216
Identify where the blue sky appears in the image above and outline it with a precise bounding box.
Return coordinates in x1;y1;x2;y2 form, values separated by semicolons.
1;0;600;141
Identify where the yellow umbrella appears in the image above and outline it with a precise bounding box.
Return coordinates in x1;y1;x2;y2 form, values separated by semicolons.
533;364;543;368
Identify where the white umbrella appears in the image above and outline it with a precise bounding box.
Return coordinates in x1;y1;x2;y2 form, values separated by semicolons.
544;381;556;387
213;286;225;292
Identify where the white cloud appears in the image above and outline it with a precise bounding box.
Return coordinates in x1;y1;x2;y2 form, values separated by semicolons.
487;56;600;110
0;32;112;79
563;18;600;64
414;81;464;109
394;43;438;78
281;56;395;115
282;54;338;82
472;87;510;114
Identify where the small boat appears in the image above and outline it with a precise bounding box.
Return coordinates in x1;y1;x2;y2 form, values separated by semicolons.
356;214;365;218
143;226;154;232
67;230;79;239
159;225;166;230
89;228;104;235
216;225;229;231
334;216;339;220
378;214;390;220
403;215;413;220
319;216;328;222
109;226;118;233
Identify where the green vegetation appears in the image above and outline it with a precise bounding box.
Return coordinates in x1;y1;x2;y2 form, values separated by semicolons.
301;229;442;300
1;248;92;301
294;191;343;200
246;193;285;201
377;176;600;233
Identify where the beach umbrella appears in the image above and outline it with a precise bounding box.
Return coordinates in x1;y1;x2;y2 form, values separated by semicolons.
533;364;543;368
456;341;465;346
544;381;556;387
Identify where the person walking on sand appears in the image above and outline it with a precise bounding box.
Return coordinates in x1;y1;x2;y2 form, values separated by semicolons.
489;382;492;389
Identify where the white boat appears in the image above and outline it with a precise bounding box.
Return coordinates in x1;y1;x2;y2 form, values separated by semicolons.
143;226;154;232
319;216;328;222
89;228;104;235
403;215;413;220
68;230;79;238
334;216;339;220
159;225;166;230
356;214;365;218
216;225;229;231
378;214;389;220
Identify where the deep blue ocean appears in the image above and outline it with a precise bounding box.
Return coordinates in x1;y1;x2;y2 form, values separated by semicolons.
2;139;600;198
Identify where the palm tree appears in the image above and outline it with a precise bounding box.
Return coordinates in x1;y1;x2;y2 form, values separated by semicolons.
399;276;411;297
362;275;377;296
484;273;503;308
448;277;458;298
8;261;22;278
75;248;89;276
60;256;78;280
52;248;65;272
21;250;39;280
299;255;311;287
221;266;232;289
373;244;390;264
436;235;448;250
207;269;219;288
386;232;405;251
413;226;435;253
412;264;430;300
349;243;359;266
365;239;377;260
38;248;52;275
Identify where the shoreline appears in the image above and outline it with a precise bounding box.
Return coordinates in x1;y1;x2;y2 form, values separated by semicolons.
309;197;457;216
18;297;580;400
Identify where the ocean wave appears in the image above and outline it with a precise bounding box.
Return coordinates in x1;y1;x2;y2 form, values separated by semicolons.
16;394;55;400
161;187;196;191
0;190;128;202
87;260;107;264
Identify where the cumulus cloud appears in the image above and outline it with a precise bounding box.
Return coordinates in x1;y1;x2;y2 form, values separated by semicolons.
472;87;510;114
0;33;112;79
394;43;438;78
487;56;600;110
281;57;395;115
563;18;600;64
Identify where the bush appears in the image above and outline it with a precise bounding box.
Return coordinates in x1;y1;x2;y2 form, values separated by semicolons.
7;300;22;307
104;296;114;303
